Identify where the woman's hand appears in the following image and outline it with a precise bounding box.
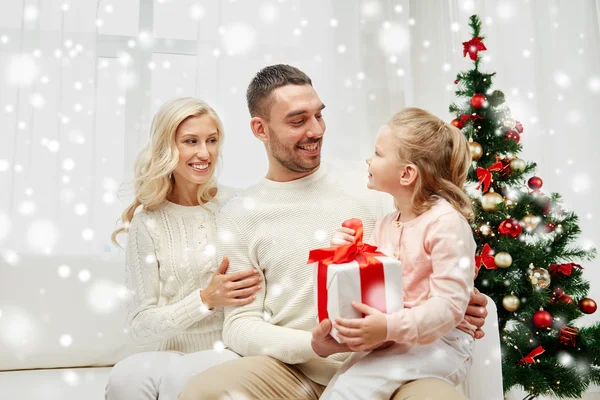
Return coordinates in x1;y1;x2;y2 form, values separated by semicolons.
330;227;356;246
200;257;262;309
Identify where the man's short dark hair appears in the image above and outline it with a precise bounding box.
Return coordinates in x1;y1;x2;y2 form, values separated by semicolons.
246;64;312;119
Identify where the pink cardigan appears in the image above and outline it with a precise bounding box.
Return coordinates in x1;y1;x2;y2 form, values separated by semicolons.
370;198;477;346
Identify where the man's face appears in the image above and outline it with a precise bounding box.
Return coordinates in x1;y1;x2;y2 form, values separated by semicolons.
263;84;326;174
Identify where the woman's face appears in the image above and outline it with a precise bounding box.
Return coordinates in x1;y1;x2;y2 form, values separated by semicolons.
172;114;219;188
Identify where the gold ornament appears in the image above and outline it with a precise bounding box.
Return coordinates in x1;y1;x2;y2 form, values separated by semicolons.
529;268;551;289
503;294;521;312
481;192;504;212
469;142;484;161
503;118;516;129
522;214;541;232
495;252;513;268
510;157;526;172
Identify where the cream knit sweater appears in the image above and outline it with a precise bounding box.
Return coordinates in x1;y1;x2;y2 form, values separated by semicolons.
217;163;392;386
124;190;232;353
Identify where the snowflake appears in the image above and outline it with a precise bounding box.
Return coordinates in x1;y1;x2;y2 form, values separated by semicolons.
18;201;36;216
6;55;39;86
82;228;94;241
30;93;45;109
379;23;409;56
213;340;225;352
221;24;256;56
58;265;71;278
59;334;73;347
88;280;126;313
78;269;91;282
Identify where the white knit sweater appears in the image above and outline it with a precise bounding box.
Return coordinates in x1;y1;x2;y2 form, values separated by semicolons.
218;163;393;386
124;190;232;353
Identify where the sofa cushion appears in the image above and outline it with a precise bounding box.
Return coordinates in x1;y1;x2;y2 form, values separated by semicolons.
0;254;155;371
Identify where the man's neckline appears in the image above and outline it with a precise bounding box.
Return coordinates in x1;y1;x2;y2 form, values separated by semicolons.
260;164;328;188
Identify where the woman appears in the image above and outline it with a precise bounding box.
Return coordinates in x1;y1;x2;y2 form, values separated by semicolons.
106;98;261;399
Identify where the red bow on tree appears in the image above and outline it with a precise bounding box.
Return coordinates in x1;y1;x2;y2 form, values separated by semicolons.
549;263;583;277
475;244;497;274
462;37;487;60
476;162;503;192
519;345;545;365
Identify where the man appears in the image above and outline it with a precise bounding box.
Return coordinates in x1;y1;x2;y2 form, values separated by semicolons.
180;64;488;399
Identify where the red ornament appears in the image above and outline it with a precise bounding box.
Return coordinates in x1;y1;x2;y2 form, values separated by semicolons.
504;129;521;143
559;295;574;304
544;222;556;233
462;37;487;60
533;310;553;329
471;94;487;109
498;218;522;238
578;298;597;314
530;192;551;215
515;121;524;133
528;176;543;190
552;287;564;300
454;79;459;84
558;326;578;347
451;119;463;129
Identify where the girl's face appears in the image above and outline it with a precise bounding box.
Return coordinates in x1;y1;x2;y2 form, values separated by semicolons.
366;125;406;195
172;114;219;189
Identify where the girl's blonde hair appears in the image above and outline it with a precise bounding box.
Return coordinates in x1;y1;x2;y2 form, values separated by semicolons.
387;107;474;222
111;97;225;246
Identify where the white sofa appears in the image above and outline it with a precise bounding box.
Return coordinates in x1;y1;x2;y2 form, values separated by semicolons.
0;253;505;399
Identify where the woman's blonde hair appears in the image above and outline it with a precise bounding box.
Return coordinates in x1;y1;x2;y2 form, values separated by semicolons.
387;107;474;222
111;97;225;246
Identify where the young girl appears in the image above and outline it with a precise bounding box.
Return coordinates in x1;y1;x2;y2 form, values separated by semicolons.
106;98;261;400
321;107;476;400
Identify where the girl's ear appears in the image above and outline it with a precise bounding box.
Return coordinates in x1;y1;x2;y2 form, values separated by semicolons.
399;164;418;186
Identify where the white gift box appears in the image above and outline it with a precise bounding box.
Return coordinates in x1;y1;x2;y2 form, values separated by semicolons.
314;255;403;343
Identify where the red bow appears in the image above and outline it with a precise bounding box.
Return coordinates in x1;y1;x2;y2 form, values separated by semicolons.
549;263;583;277
475;244;497;274
476;162;503;192
308;218;386;322
519;345;545;365
463;37;487;61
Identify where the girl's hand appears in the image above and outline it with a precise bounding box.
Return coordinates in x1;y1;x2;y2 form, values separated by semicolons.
200;257;262;309
330;227;356;246
333;302;389;352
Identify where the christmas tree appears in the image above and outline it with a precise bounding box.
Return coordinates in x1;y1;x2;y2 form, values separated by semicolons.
451;15;600;399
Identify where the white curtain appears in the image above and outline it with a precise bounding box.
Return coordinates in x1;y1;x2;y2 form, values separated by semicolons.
1;0;599;360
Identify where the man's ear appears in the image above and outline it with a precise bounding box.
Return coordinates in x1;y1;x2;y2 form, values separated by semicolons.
399;164;418;187
250;117;268;143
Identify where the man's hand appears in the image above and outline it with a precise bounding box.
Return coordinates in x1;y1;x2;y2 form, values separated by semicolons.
311;319;351;358
465;288;489;339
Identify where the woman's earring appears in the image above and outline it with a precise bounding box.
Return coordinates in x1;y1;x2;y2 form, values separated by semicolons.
168;172;173;180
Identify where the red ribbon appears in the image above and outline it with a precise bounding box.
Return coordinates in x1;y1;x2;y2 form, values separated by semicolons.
519;345;545;365
462;37;487;60
307;218;386;322
476;162;503;192
475;244;497;274
549;263;583;277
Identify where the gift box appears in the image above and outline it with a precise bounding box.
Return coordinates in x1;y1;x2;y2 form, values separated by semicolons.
308;218;403;343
